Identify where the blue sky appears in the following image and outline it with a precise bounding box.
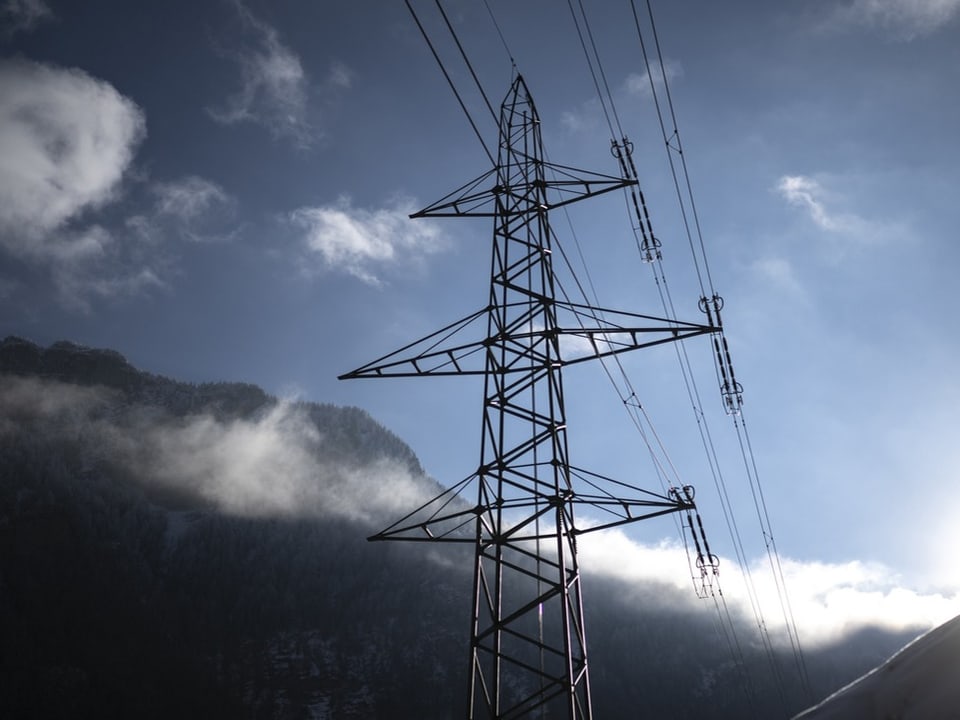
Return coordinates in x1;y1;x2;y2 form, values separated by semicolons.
2;0;959;644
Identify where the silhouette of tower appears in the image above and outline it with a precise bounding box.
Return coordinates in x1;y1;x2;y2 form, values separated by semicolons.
341;75;716;719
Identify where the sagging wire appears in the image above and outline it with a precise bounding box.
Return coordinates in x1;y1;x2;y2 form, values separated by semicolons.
628;0;712;297
558;13;753;677
431;0;499;128
565;0;620;140
562;0;796;709
570;0;753;630
626;0;814;706
404;0;496;165
482;0;517;72
737;411;813;697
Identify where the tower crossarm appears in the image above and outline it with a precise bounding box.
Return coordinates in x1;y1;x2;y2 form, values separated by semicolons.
410;165;636;218
368;462;696;545
369;493;692;544
340;302;717;379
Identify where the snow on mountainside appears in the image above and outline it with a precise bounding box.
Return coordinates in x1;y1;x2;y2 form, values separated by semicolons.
793;614;960;720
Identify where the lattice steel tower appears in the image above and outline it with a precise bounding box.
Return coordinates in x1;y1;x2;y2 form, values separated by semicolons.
341;75;715;719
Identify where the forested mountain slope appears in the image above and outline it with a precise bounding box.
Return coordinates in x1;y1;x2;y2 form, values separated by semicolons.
0;337;917;718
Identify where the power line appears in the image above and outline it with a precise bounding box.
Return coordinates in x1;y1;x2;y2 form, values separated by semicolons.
396;0;813;712
432;0;499;127
482;0;517;71
565;0;618;139
554;4;776;707
559;0;811;709
404;0;495;165
625;0;814;705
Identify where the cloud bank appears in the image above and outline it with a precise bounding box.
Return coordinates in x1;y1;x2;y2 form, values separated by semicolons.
578;528;958;649
0;374;432;525
3;371;954;649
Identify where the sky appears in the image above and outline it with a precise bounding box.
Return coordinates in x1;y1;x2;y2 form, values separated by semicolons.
1;0;959;650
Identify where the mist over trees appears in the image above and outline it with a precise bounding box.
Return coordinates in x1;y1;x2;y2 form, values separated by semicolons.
0;337;918;718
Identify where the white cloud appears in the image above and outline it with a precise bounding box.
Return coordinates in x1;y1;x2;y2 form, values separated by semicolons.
0;0;52;35
0;58;145;247
775;174;913;268
153;175;237;242
0;58;236;305
578;528;958;648
772;557;956;645
777;176;843;232
833;0;960;39
290;196;445;286
624;58;683;99
775;174;888;244
0;58;160;306
210;1;314;147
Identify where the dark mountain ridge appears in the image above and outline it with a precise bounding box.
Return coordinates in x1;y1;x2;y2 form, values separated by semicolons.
0;337;921;718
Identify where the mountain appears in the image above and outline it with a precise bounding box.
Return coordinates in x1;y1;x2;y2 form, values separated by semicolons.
792;614;960;720
0;337;922;718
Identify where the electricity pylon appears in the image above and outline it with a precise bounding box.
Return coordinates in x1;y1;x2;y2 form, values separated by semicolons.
341;75;716;719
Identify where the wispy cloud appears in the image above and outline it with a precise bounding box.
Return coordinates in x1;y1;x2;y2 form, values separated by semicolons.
831;0;960;39
559;98;604;135
209;1;329;148
0;0;52;36
775;174;895;245
289;196;446;286
777;176;846;233
560;59;681;135
152;175;238;242
327;61;353;89
624;58;683;99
